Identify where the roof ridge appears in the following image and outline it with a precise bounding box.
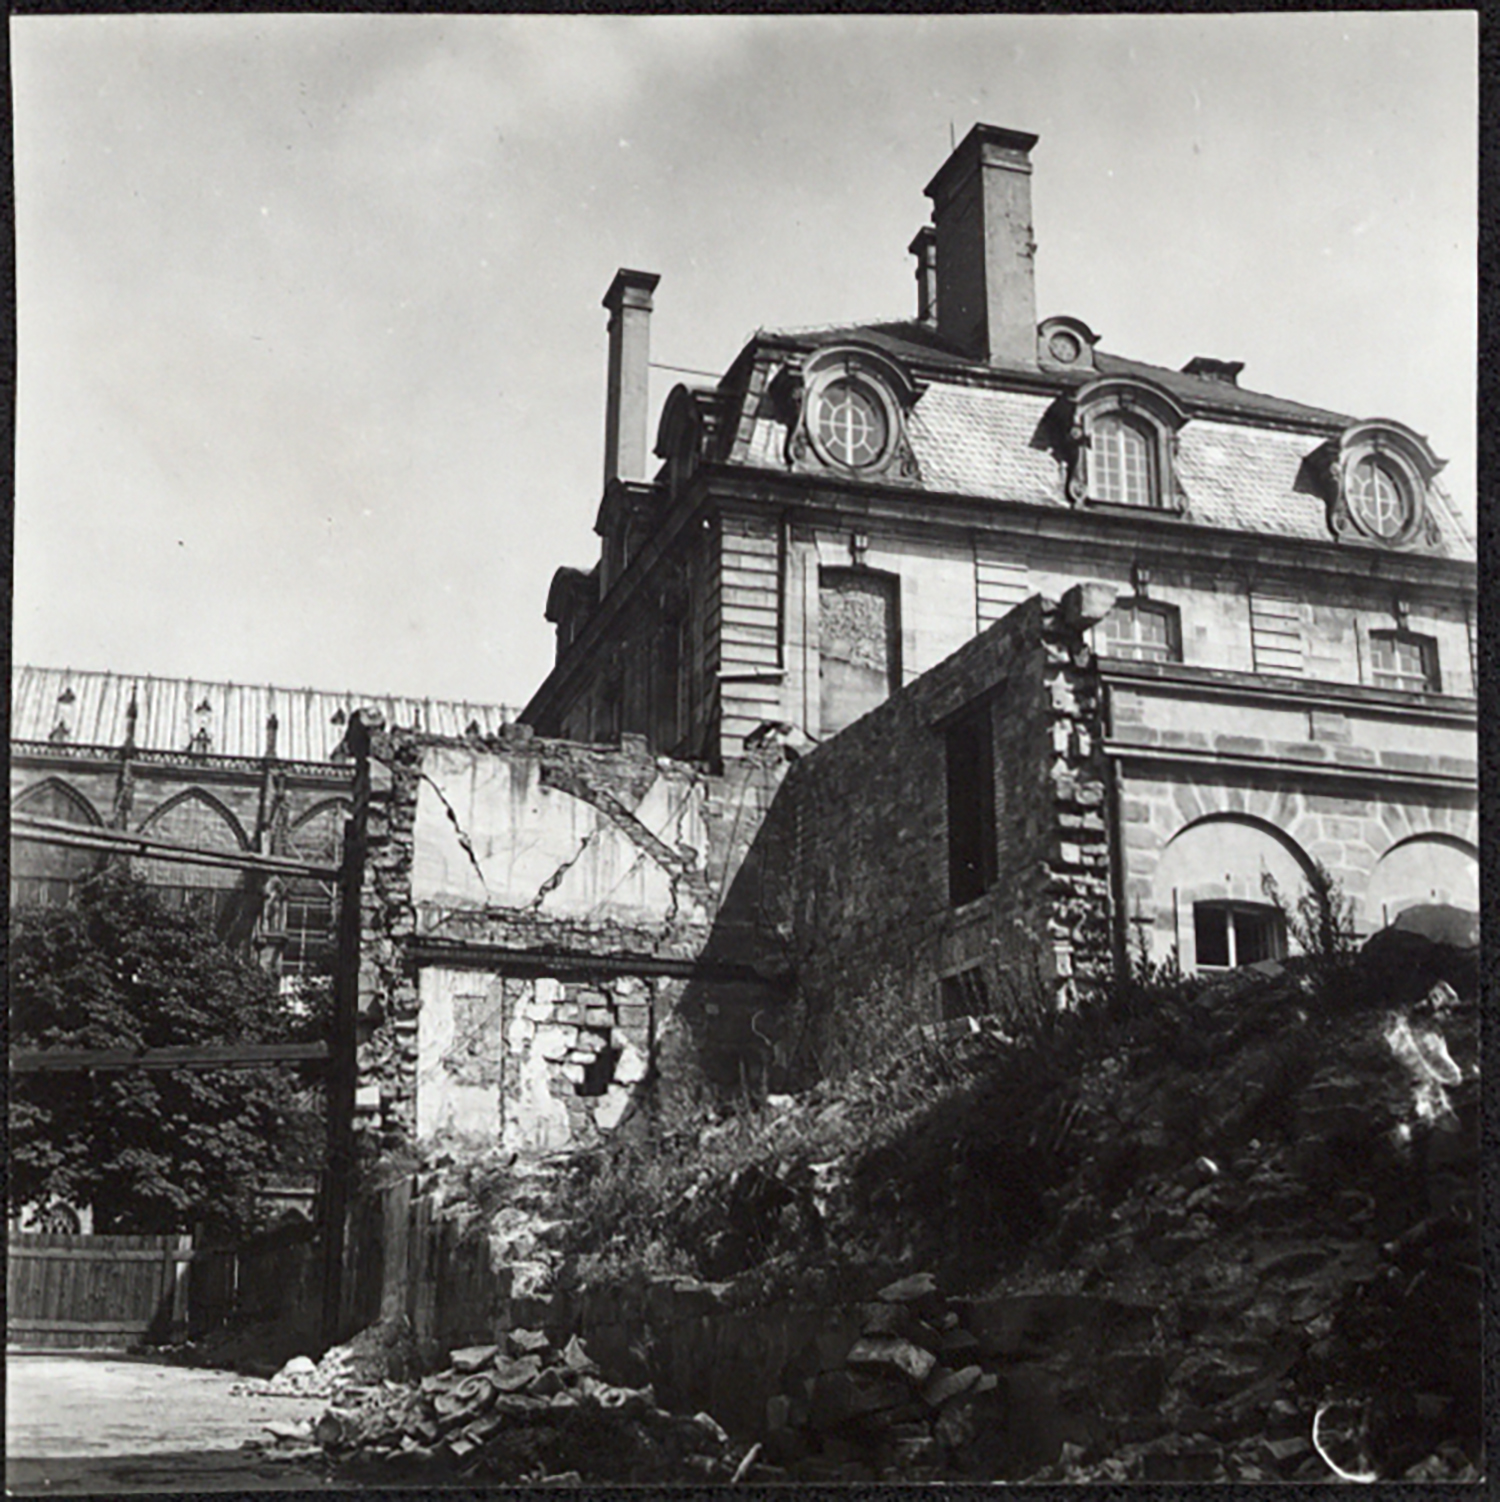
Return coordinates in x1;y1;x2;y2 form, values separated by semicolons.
11;664;518;715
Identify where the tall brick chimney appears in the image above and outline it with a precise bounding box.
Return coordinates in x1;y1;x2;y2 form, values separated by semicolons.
602;268;660;487
922;125;1038;367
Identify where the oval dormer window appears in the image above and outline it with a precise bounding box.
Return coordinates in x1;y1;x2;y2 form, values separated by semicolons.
790;344;919;480
1347;454;1411;540
815;378;889;468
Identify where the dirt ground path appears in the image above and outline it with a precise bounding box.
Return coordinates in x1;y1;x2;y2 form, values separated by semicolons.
6;1352;344;1495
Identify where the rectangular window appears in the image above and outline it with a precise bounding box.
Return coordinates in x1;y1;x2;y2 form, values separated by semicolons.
1100;600;1181;664
940;966;991;1020
1193;902;1286;970
1369;631;1439;694
946;704;997;906
280;885;336;977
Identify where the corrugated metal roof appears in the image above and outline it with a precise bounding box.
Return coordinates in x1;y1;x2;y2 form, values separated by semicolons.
12;666;519;763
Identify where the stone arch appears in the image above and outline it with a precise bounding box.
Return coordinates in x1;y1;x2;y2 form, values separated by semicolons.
1364;834;1478;927
288;798;350;860
134;789;249;913
11;778;105;906
1142;813;1316;970
13;777;104;825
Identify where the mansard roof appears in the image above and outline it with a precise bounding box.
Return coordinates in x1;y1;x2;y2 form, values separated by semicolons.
752;318;1358;429
703;320;1472;561
12;665;518;764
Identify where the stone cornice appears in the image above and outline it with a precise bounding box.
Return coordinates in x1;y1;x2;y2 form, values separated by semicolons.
11;741;354;786
1098;660;1478;724
707;469;1477;593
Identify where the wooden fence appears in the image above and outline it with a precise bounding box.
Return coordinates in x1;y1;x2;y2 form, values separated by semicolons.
7;1233;191;1349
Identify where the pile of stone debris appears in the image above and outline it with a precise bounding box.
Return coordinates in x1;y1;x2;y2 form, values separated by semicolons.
303;1327;760;1483
751;927;1481;1483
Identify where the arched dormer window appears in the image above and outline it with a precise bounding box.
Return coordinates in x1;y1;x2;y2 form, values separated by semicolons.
1091;412;1157;509
1064;377;1188;512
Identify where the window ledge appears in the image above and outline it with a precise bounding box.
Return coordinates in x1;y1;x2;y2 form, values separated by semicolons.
1081;498;1187;519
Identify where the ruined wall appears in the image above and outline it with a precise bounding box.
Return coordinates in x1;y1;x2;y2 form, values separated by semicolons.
350;722;787;1150
741;588;1115;1081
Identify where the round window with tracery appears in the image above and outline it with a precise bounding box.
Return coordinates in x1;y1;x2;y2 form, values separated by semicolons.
1347;454;1411;539
815;379;889;468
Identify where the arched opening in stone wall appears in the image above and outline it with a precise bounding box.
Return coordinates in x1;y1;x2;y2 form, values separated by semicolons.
134;788;249;929
11;778;105;908
1364;834;1478;929
1145;814;1316;972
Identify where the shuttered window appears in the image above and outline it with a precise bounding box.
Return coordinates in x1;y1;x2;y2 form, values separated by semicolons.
1250;594;1304;676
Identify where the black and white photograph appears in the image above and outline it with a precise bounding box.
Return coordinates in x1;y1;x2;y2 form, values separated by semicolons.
6;11;1480;1491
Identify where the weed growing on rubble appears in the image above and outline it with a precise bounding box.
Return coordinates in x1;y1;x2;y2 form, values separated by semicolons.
1263;861;1359;965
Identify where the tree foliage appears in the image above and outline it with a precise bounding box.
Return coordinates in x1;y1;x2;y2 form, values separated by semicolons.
9;870;323;1238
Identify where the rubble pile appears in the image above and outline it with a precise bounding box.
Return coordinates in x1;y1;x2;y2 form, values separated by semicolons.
751;930;1480;1482
232;1315;420;1399
309;1327;756;1483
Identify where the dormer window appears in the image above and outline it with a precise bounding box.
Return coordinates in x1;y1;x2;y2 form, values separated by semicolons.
815;378;889;468
1347;454;1412;540
1092;413;1157;508
1318;420;1446;551
1063;377;1187;513
787;344;920;482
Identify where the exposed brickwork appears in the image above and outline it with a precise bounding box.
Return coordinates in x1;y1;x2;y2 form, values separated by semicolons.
745;589;1116;1080
348;721;788;1150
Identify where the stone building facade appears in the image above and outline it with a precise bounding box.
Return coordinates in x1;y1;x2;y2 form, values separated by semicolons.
526;123;1477;981
15;125;1477;1160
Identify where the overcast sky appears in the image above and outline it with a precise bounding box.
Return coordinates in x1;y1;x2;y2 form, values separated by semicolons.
13;12;1476;710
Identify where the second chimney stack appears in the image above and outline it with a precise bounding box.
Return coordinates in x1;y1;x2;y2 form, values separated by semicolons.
602;268;660;488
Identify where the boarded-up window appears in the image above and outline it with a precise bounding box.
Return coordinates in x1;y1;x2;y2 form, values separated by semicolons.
819;569;900;738
976;551;1029;631
946;703;997;907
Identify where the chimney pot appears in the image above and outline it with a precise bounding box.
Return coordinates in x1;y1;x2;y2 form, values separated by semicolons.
924;124;1039;367
1182;356;1244;386
908;226;938;325
602;268;660;488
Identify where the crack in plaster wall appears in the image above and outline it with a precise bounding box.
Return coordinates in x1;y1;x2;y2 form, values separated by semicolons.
419;770;491;895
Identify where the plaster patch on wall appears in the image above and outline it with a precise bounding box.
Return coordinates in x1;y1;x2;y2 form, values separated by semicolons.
416;967;503;1140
